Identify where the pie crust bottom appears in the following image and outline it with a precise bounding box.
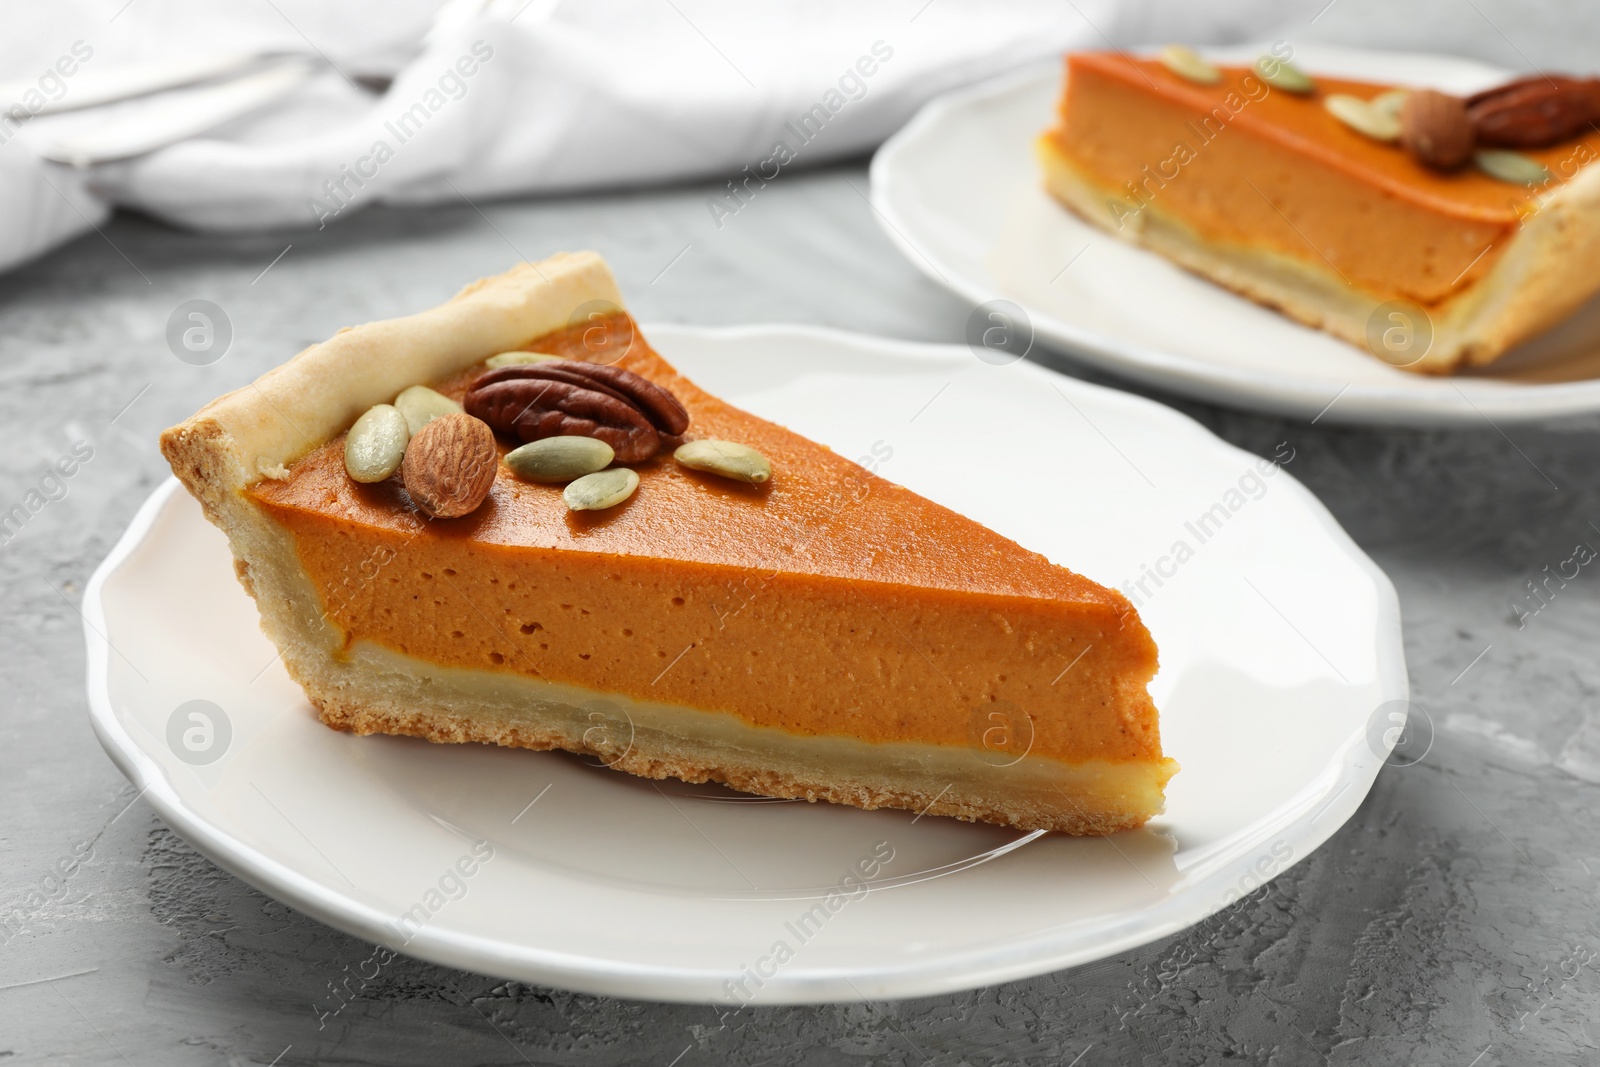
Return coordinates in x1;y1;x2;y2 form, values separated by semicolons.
160;251;1172;838
1036;134;1600;375
306;641;1174;837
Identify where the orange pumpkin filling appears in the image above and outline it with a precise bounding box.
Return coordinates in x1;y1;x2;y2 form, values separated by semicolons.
1046;52;1600;307
248;316;1164;767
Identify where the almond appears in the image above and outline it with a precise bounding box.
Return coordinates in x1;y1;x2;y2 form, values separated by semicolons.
401;412;498;518
1400;90;1475;170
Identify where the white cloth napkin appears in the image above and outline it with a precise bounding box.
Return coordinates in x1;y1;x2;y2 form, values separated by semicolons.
0;0;1558;273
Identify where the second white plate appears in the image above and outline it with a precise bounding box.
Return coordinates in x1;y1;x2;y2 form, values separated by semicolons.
86;324;1406;1003
870;45;1600;426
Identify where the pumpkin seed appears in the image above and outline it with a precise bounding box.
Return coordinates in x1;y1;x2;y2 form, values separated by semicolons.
564;467;639;511
504;436;615;483
1325;93;1402;142
394;385;461;435
1473;149;1551;185
1370;89;1409;121
1254;54;1313;94
486;351;563;368
1157;45;1220;85
344;404;410;483
674;439;772;484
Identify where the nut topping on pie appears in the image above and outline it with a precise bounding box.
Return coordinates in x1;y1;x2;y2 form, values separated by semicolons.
1467;75;1600;148
1399;90;1475;170
1039;51;1600;372
158;253;1176;836
400;412;498;518
464;360;690;462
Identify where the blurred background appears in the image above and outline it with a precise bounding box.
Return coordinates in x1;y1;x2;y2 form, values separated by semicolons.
0;0;1593;272
4;3;1598;1065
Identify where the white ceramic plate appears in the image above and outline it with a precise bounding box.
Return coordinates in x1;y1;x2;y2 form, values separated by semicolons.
870;45;1600;426
85;324;1406;1004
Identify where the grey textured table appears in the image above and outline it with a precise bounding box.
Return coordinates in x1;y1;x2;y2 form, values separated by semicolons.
3;162;1598;1066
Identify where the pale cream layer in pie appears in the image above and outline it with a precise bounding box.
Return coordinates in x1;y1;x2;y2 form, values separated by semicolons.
162;252;1176;834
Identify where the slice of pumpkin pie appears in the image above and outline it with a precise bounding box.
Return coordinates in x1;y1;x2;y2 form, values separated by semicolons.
1039;50;1600;373
161;252;1175;834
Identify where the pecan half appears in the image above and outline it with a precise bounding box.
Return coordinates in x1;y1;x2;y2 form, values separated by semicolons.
1466;75;1600;148
468;378;661;462
1400;90;1476;170
472;362;689;434
464;360;690;463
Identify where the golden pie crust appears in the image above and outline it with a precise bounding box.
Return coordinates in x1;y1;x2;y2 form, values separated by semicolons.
161;252;1176;834
1042;53;1600;374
